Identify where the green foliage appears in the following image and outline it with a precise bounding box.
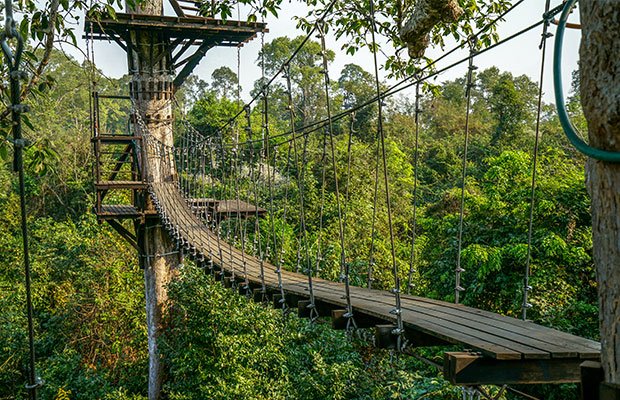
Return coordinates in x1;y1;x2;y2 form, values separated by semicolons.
161;265;461;400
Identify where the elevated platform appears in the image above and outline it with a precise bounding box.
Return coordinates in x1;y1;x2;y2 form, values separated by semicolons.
85;13;267;45
148;181;601;386
84;12;268;87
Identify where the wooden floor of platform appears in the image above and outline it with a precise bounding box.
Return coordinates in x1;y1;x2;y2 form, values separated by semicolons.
96;204;142;219
148;181;601;384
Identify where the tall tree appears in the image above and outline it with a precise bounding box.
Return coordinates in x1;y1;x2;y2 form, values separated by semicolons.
125;1;182;399
579;0;620;387
211;66;238;99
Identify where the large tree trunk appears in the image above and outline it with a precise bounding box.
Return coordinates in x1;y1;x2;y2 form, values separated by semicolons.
580;0;620;386
126;1;182;399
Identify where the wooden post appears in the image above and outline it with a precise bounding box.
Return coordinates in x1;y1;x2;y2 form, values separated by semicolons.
581;361;603;400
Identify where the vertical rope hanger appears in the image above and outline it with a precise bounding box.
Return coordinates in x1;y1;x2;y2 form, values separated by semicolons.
454;36;477;305
522;0;551;320
317;22;355;329
262;82;287;309
406;79;422;295
369;0;404;347
285;64;318;321
314;109;328;278
367;126;380;289
235;39;251;293
254;22;268;297
207;143;226;280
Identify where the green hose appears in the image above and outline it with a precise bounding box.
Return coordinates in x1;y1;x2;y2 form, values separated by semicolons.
553;0;620;162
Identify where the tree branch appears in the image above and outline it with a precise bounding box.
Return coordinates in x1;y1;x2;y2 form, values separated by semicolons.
0;0;59;120
399;0;463;58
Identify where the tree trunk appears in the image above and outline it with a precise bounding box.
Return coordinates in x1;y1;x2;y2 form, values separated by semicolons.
580;0;620;385
126;1;182;399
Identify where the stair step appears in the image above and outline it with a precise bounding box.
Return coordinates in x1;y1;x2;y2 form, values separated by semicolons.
92;135;142;143
95;180;147;190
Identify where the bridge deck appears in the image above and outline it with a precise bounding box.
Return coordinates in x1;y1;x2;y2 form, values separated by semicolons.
149;182;600;382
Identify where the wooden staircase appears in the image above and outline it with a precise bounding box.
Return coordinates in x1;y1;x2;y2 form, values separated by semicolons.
91;93;152;225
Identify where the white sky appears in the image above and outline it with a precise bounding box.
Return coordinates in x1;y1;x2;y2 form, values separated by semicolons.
78;0;581;104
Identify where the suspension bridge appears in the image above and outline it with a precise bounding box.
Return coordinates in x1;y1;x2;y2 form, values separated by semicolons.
81;0;603;397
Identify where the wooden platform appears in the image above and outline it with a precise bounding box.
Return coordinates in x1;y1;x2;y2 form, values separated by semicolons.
85;12;267;44
145;180;600;386
95;204;142;220
84;12;268;88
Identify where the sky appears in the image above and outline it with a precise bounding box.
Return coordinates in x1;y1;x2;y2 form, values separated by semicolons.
79;0;582;104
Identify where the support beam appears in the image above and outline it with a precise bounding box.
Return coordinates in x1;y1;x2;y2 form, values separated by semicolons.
106;219;140;251
173;39;215;88
375;324;398;349
444;352;583;386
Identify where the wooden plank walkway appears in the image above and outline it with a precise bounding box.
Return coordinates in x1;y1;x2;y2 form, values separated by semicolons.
148;181;601;384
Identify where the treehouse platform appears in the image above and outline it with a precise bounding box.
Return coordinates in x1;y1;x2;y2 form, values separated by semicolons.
84;12;268;87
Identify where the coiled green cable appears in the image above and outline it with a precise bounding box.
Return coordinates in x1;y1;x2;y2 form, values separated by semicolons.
554;0;620;162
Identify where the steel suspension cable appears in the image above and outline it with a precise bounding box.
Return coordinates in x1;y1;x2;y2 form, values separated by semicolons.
406;79;422;295
215;5;565;151
455;37;477;304
369;0;403;347
285;64;318;321
315;120;328;278
317;22;353;329
212;0;534;148
367;127;381;289
276;138;294;311
262;84;286;308
522;0;552;320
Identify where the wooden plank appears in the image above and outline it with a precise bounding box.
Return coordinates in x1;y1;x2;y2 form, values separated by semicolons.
180;229;529;359
300;278;596;359
444;352;582;385
400;294;601;358
88;13;267;36
91;135;141;143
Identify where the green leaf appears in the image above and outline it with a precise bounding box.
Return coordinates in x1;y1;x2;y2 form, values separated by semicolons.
105;4;117;19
